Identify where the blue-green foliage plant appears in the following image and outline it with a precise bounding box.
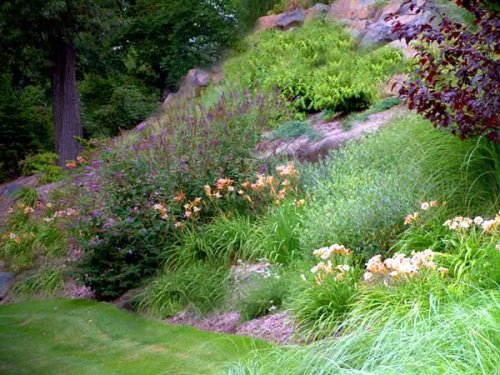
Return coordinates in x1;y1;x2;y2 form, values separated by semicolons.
299;114;498;260
224;21;403;114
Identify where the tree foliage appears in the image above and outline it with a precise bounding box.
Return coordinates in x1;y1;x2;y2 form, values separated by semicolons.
388;0;499;142
126;0;238;97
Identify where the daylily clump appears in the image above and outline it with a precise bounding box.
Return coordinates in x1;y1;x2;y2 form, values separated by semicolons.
443;211;500;233
363;250;448;283
204;161;300;206
310;243;353;285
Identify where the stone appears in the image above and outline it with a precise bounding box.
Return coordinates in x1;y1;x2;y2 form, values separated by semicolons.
276;8;305;30
0;271;14;301
388;39;418;59
304;3;331;21
326;0;379;22
256;14;280;31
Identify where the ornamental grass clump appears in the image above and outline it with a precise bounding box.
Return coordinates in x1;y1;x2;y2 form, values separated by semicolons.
289;243;360;339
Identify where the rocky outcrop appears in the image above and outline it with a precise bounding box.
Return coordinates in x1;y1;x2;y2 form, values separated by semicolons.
256;8;305;31
304;3;331;21
255;0;431;51
360;0;433;47
161;67;222;110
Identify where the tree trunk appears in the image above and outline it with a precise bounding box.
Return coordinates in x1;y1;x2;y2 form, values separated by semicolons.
51;40;82;166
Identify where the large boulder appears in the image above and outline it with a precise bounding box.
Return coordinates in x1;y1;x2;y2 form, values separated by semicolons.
256;8;305;32
305;3;331;21
162;68;219;110
360;0;433;47
276;8;305;30
326;0;380;23
256;14;280;31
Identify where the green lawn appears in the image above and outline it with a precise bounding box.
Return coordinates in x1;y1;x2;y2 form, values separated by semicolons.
0;299;270;375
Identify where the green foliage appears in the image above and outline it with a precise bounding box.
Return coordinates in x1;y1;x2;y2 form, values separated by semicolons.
268;120;322;141
135;263;230;318
12;267;64;298
300;114;498;261
0;299;270;375
228;291;500;374
0;211;66;272
244;200;304;264
0;74;53;180
12;187;39;207
224;21;403;114
19;152;65;184
127;0;238;93
80;75;157;137
237;272;292;322
288;264;361;340
170;214;255;268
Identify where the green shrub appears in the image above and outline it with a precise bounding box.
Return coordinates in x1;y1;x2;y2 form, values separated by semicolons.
76;88;292;299
135;263;230;318
224;21;403;114
0;74;53;180
76;216;169;301
19;152;64;184
80;76;157;137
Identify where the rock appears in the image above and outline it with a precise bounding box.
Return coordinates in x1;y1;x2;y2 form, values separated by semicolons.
183;68;211;88
256;9;304;32
360;0;433;47
388;39;417;59
276;8;305;30
0;175;39;224
0;271;14;301
256;14;280;31
360;20;395;47
304;3;331;21
326;0;379;22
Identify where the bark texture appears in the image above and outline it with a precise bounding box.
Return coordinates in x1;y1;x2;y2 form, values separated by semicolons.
51;41;82;165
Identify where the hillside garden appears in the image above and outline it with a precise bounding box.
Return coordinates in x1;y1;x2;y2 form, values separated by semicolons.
0;0;499;374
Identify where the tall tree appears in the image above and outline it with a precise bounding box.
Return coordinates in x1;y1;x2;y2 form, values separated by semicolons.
0;0;118;164
126;0;237;99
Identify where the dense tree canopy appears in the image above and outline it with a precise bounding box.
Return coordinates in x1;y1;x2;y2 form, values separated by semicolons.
125;0;238;98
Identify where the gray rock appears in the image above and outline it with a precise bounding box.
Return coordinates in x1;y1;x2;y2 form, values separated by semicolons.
277;8;305;30
0;272;14;300
305;3;331;21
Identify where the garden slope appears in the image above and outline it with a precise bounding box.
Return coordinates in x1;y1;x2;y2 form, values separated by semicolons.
0;299;269;375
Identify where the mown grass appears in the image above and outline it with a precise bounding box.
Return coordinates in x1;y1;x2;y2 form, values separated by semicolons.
0;299;270;375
